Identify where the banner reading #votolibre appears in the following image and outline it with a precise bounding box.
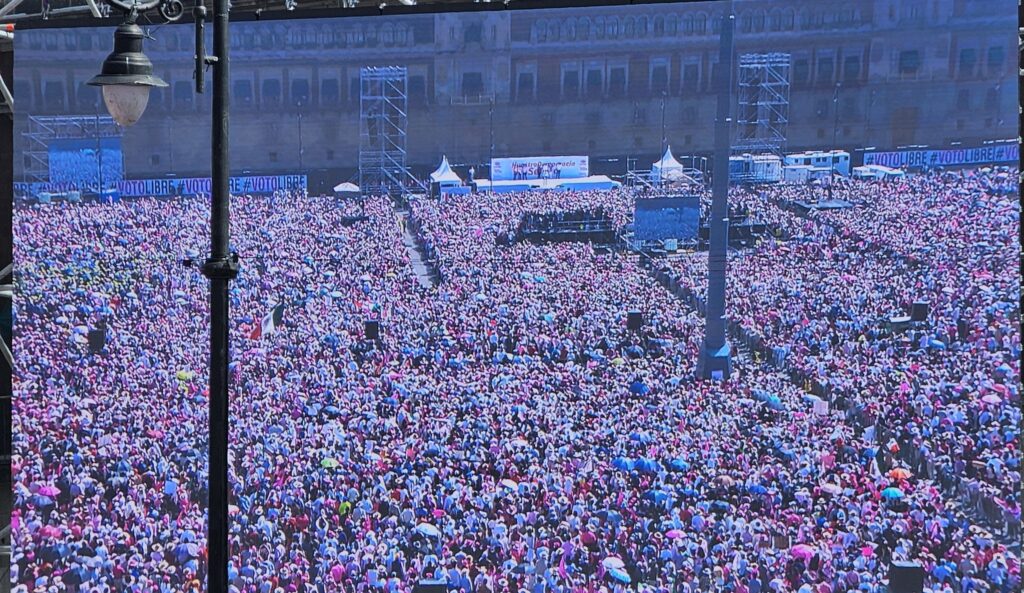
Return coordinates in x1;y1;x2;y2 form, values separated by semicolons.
117;174;307;197
491;156;589;181
864;144;1018;168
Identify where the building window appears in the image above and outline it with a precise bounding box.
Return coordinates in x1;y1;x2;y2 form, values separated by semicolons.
986;46;1005;75
408;75;426;105
608;67;627;98
234;80;253;108
76;83;98;111
516;72;535;102
321;79;340;105
793;58;810;86
561;68;580;98
462;72;484;97
816;56;834;83
985;87;999;110
262;79;282;107
843;56;861;82
958;48;976;77
43;81;65;111
291;79;310;107
149;87;165;112
465;23;483;44
150;155;160;166
682;63;699;93
269;151;278;162
585;69;603;97
650;60;669;94
350;77;360;103
898;50;920;75
174;81;193;108
326;149;335;160
681;106;697;124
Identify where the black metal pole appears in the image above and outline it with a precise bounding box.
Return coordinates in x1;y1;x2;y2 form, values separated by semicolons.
95;108;103;193
697;8;734;380
660;93;667;161
829;81;840;201
488;98;493;195
200;0;236;590
298;110;303;171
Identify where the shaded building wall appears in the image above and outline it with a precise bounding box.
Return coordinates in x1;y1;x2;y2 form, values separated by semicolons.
13;0;1018;184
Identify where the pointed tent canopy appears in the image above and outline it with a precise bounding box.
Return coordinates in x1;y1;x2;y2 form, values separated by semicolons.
430;155;463;185
333;182;360;194
651;146;685;182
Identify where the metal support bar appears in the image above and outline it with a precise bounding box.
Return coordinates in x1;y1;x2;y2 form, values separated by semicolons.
0;0;24;18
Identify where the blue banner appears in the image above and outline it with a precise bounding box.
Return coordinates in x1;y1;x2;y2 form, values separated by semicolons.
16;174;308;198
118;175;308;197
864;144;1017;168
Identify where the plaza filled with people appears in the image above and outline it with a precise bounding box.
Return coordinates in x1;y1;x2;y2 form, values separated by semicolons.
11;167;1020;593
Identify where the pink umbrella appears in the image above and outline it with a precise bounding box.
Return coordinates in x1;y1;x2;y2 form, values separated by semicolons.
666;529;685;539
981;393;1002;405
790;544;815;560
432;509;446;518
861;545;875;557
37;485;60;497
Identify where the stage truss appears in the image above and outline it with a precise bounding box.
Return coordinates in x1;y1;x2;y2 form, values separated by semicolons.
734;52;791;157
358;66;424;197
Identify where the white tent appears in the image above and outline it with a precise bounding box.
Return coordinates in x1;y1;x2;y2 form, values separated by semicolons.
430;155;463;185
651;146;685;182
333;182;360;195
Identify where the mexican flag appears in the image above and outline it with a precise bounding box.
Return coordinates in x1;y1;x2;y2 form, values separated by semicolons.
250;303;285;339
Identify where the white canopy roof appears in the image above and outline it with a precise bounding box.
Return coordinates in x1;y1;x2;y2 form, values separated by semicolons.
430;155;463;184
333;182;360;193
651;146;685;181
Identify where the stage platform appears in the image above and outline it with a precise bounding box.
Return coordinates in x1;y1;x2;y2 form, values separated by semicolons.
791;199;855;213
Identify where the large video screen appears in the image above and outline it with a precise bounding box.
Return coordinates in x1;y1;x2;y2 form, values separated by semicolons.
634;196;701;241
11;2;1020;592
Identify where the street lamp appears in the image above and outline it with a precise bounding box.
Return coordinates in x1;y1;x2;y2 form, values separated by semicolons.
87;17;168;126
90;1;237;593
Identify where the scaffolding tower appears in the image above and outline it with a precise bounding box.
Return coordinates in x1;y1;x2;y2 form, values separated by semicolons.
734;53;791;156
358;66;424;197
23;114;123;188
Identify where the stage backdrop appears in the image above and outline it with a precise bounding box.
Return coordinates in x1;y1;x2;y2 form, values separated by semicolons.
491;156;588;181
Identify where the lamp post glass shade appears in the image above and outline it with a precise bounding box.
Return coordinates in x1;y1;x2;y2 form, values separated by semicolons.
88;21;168;126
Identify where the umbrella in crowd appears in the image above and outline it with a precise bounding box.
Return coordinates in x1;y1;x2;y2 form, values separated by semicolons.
9;172;1021;593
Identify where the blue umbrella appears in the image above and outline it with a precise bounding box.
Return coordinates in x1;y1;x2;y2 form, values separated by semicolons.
629;432;652;444
383;397;399;406
643;489;670;504
748;484;769;495
881;487;905;500
635;458;661;473
680;487;699;497
322;405;342;417
668;458;691;472
608;568;631;583
611;457;634;471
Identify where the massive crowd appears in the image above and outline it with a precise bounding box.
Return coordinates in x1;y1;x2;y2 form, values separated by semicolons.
11;168;1020;593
